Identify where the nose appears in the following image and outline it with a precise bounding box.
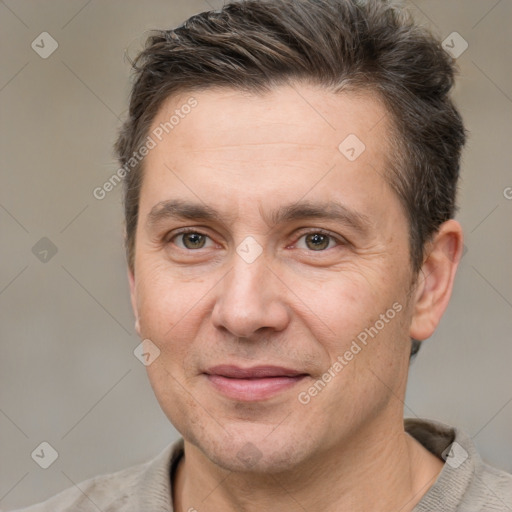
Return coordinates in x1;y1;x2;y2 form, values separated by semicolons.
211;250;291;339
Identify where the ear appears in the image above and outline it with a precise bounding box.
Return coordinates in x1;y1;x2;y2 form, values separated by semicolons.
410;220;464;341
128;268;141;337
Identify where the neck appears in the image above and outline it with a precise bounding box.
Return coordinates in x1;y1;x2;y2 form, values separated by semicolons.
173;419;444;512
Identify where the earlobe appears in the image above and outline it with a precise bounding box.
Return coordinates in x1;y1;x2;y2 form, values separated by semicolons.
128;268;141;337
409;220;463;341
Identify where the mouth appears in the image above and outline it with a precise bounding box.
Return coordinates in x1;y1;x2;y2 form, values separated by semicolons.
203;365;309;401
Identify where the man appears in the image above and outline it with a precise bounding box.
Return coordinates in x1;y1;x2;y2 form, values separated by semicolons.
14;0;512;510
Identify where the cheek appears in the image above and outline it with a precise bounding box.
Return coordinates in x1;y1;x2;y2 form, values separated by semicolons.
305;297;409;421
303;268;411;387
133;262;222;391
299;268;393;336
135;261;205;337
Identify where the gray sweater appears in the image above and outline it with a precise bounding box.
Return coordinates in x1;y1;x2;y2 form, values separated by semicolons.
9;418;512;511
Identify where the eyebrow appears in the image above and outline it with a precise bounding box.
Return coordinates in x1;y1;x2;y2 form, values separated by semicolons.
266;201;372;234
146;199;237;228
146;198;373;235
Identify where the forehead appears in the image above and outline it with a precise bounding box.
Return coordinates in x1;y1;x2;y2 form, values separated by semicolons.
139;84;400;229
150;84;391;157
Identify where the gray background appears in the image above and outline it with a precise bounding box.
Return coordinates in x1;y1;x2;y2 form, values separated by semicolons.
1;0;511;509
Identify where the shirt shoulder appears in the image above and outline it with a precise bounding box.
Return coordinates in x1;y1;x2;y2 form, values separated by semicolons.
460;460;512;511
406;418;512;512
8;439;184;512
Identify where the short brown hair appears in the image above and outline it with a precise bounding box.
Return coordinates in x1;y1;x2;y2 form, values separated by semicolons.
115;0;466;358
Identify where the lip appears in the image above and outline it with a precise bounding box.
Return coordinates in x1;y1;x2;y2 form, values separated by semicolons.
204;365;308;401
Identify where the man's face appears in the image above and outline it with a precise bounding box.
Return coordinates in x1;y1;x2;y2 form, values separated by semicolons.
130;84;417;472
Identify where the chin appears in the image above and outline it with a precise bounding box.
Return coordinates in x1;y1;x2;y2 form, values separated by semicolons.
208;445;305;474
190;424;313;474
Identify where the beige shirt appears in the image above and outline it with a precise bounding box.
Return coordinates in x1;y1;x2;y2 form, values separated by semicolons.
9;418;512;511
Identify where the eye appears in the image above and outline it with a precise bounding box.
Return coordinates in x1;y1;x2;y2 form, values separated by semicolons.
295;231;341;251
171;230;215;250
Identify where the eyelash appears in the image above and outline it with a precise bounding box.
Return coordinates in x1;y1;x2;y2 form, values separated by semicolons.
167;228;345;251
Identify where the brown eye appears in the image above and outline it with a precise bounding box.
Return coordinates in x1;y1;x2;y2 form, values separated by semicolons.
173;232;212;250
296;232;339;251
305;233;330;250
